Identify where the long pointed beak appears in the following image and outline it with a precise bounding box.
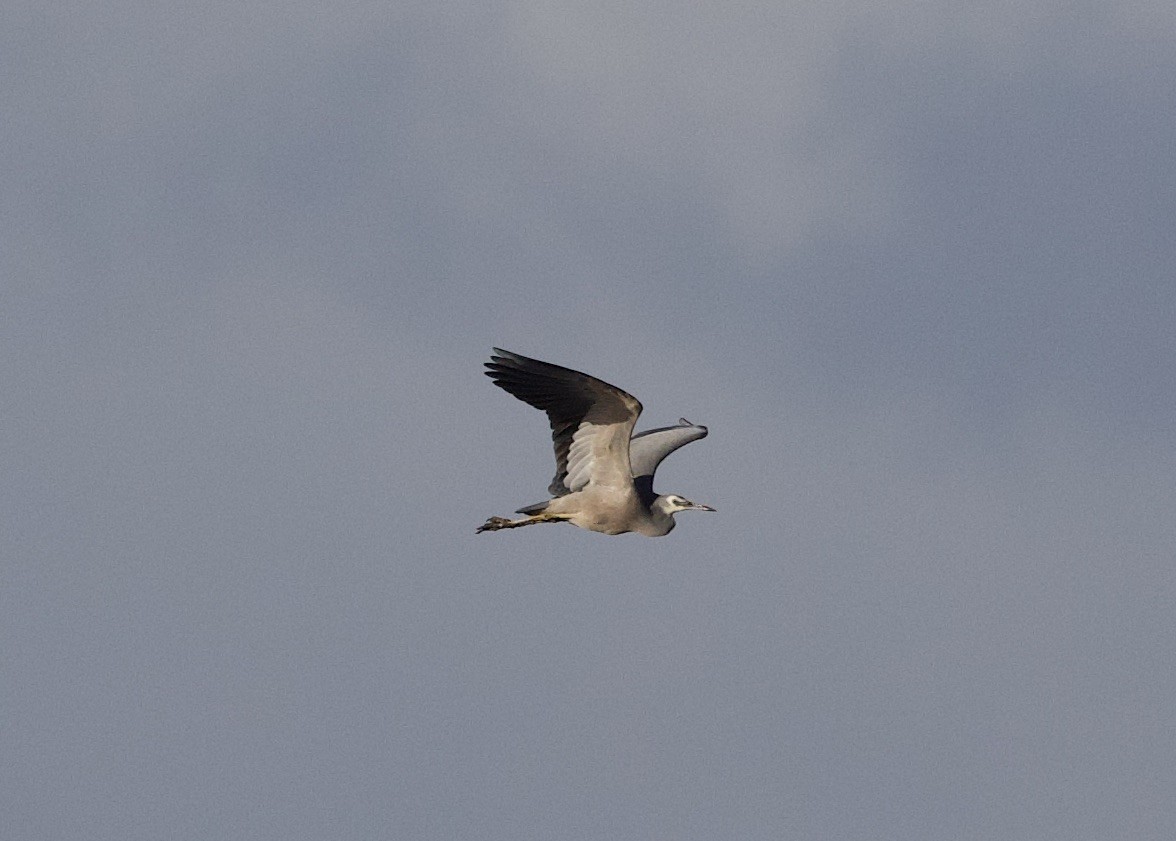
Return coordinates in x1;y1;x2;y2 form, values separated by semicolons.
691;502;716;512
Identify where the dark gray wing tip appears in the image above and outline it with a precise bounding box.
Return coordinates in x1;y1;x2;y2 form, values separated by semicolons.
484;347;522;379
678;418;708;436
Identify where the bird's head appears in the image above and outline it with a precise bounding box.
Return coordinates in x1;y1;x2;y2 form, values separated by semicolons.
654;494;717;517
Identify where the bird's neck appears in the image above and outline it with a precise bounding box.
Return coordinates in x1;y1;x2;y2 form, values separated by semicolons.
648;496;678;534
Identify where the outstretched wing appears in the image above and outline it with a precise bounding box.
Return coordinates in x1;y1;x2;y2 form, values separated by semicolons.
484;349;642;495
629;418;708;500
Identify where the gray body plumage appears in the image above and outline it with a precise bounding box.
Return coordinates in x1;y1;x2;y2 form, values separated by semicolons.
478;349;713;537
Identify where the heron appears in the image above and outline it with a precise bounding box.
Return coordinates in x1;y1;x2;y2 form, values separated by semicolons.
477;348;714;536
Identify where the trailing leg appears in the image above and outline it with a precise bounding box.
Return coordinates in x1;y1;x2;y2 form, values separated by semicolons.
476;512;569;533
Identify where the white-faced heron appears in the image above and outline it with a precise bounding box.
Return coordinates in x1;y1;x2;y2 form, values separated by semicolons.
477;348;714;536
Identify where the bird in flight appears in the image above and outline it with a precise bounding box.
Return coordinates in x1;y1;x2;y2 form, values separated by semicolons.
477;348;714;536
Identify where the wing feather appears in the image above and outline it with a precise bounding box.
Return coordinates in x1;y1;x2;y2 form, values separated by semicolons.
628;419;708;479
484;349;642;494
628;418;708;503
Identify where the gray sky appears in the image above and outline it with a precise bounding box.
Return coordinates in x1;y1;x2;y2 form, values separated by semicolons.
4;2;1175;839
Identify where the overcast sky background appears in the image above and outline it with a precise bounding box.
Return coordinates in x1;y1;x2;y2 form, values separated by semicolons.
4;2;1175;839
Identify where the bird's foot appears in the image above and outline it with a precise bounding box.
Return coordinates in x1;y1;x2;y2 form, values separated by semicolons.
476;516;516;533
